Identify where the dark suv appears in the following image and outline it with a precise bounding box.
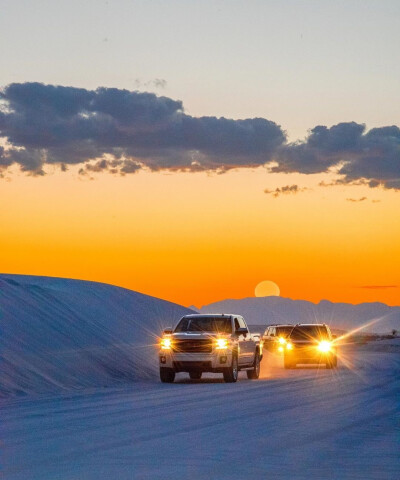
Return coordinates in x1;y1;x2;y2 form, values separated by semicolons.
284;323;337;369
263;324;293;353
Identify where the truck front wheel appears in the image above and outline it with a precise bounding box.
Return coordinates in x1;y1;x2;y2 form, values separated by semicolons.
247;351;260;379
160;367;175;383
223;354;238;383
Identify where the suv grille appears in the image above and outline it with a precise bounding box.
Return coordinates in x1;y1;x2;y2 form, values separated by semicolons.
172;339;213;353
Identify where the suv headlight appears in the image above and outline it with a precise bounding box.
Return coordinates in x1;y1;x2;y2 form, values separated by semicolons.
278;337;287;345
317;341;331;352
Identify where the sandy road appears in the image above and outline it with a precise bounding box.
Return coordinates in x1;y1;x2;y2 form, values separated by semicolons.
2;347;400;480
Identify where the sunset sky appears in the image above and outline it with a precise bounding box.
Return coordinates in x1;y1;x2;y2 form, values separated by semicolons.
1;0;399;307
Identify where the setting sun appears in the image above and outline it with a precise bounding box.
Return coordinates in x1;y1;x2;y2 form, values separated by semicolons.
255;280;280;297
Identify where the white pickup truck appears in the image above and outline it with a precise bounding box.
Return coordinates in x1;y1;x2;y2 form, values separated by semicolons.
159;314;262;383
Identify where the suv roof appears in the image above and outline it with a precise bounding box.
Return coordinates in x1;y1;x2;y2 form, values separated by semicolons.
266;324;293;327
183;314;239;318
293;323;327;327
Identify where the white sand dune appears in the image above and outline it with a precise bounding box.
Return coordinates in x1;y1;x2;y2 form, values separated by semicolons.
0;274;192;396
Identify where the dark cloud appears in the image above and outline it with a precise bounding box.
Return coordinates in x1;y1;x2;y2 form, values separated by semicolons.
0;83;399;189
272;122;365;175
0;145;12;167
338;126;400;189
0;82;285;175
120;159;142;174
264;184;309;197
273;122;400;189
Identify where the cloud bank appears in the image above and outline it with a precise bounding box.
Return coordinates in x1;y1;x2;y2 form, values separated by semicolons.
0;82;399;189
273;123;400;190
0;82;284;175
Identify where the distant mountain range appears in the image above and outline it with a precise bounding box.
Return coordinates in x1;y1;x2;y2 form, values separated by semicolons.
200;297;400;334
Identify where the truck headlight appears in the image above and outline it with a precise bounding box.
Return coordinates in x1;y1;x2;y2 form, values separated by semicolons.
161;338;172;350
317;341;331;353
286;342;293;350
216;338;228;349
278;337;287;345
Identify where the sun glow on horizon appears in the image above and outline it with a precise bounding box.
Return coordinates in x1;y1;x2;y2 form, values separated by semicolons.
0;167;399;307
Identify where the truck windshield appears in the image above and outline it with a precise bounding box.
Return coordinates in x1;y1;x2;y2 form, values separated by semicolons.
175;317;232;334
290;326;329;341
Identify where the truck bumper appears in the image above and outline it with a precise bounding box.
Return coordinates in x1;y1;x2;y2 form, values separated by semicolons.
159;350;234;372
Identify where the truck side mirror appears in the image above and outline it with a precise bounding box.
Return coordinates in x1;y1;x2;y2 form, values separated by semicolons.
235;327;249;336
163;328;173;335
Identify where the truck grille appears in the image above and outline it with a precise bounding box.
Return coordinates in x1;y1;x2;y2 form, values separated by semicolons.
172;339;213;353
293;344;316;351
173;361;212;370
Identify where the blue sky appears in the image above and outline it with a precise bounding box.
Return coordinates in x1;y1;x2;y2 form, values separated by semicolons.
2;0;399;141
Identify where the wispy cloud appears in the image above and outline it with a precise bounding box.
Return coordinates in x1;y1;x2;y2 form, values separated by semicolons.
357;285;398;290
264;184;309;197
346;197;367;202
133;78;167;89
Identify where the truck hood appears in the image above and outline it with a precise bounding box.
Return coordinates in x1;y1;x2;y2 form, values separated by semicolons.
171;332;230;340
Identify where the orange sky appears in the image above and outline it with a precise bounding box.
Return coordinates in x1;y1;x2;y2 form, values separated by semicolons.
1;166;399;307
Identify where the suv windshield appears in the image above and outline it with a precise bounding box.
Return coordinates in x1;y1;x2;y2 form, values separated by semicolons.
175;317;232;334
276;326;293;337
290;326;329;341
